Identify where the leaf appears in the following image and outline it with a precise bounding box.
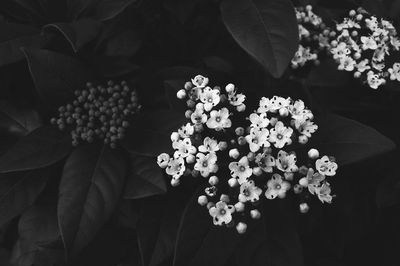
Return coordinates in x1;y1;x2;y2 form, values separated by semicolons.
43;19;102;53
0;100;42;137
90;55;139;78
163;0;201;24
58;144;127;256
0;22;47;67
10;239;64;266
121;110;187;157
314;114;396;166
0;126;71;173
202;56;233;75
22;48;95;109
103;29;142;57
164;79;187;111
173;190;241;266
220;0;298;78
0;170;49;226
124;154;167;199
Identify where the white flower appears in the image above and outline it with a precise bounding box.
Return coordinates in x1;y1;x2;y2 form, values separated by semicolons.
228;91;246;106
209;201;235;225
229;156;253;184
192;75;209;88
257;97;274;113
315;156;338;176
299;168;326;195
390;36;400;50
249;112;269;128
157;153;170;168
365;16;378;31
269;121;293;148
178;123;194;138
314;182;333;203
191;105;207;124
265;174;291;199
194;152;218;177
238;180;262;203
257;96;290;113
255;153;275;173
206;108;231;131
366;71;385;89
166;157;185;179
361;36;378;50
199;86;220;111
245;127;270;152
338;56;356;71
331;42;350;60
198;137;220;153
172;138;196;158
289;100;313;121
296;120;318;137
388;63;400;81
276;150;298;173
355;59;370;72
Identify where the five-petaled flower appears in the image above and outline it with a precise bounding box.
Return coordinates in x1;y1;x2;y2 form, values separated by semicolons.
198;137;220;153
316;156;338;176
192;75;209;88
229;156;253;184
238;180;262;202
206;108;232;130
265;174;291;199
209;201;235;225
194;152;218;177
166;157;186;180
245;127;270;152
276;150;298;173
200;86;220;111
269;121;293;148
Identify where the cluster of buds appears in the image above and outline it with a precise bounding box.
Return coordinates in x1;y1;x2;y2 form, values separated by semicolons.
51;81;140;148
291;5;335;69
329;8;400;89
157;75;338;234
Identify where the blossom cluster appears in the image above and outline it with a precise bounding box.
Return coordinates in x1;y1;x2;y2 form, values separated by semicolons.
157;75;338;233
51;81;140;148
329;8;400;89
291;5;334;69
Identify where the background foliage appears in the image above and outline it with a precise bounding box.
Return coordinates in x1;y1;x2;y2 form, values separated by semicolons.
0;0;399;265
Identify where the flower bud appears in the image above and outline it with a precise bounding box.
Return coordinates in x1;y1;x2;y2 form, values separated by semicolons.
186;154;195;164
299;177;309;187
235;202;245;212
194;124;204;133
298;165;308;175
225;83;235;93
236;222;247;234
284;172;294;181
269;117;278;126
207;202;215;209
298;135;308;144
218;141;228;150
236;104;246;112
308;148;320;159
184;81;193;90
186;99;195;108
356;14;363;21
235;127;245;136
209;175;219;186
185;110;193;119
237;136;247;146
299;203;310;213
198;195;208;206
220;194;230;203
171;178;180;187
349;10;356;16
171;132;180;142
354;71;361;78
294;184;303;194
229;148;240;159
250;209;261;219
228;177;239;187
247;152;255;161
176;89;186;99
279;107;289;117
252;167;263;176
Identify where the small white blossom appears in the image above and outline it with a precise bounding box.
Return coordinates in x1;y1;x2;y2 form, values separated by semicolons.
249;112;269;128
388;63;400;81
265;174;291;199
192;75;209;88
209;201;235;225
198;137;220;153
276;150;298;173
206;108;232;130
245;127;270;152
166;157;185;180
194;152;218;177
157;153;170;168
314;182;333;203
269;121;293;148
200;86;220;111
238;180;262;203
315;156;338;176
229;156;253;184
172;138;196;158
178;123;194;138
255;153;275;173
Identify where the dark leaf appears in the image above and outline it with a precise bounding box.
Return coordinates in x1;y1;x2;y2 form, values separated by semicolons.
124;154;167;199
0;170;48;226
43;19;102;52
10;239;64;266
22;48;95;109
164;0;201;24
58;144;127;256
121;110;186;156
103;29;143;57
202;56;233;75
0;22;47;67
90;55;139;78
314;114;396;166
0;126;71;173
220;0;298;78
0;100;42;137
164;79;186;111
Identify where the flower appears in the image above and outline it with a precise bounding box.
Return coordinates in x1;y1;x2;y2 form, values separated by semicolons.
338;56;356;71
194;152;218;177
238;180;262;202
245;127;270;152
206;108;232;130
388;63;400;81
315;156;338;176
192;75;209;88
157;153;170;168
249;113;269;128
191;104;208;124
314;182;333;203
361;36;378;50
166;157;185;179
289;100;313;121
296;120;318;137
229;156;253;184
172;138;196;158
255;153;275;173
366;71;385;89
276;150;298;172
209;201;235;225
299;168;326;194
265;174;291;199
198;137;220;153
269;121;293;148
228;91;246;107
200;86;220;111
178;123;194;138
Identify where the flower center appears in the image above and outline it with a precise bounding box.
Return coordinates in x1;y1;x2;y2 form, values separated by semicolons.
277;134;283;140
239;165;246;172
208;98;213;103
275;184;281;190
215;116;221;122
202;161;208;167
243;189;250;197
219;209;226;215
320;165;328;171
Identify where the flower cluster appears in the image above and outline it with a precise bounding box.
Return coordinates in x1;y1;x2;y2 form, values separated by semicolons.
291;5;334;69
157;75;337;233
51;81;140;148
329;8;400;89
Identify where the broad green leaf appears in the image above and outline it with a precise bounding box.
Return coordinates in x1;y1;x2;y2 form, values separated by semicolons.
0;171;48;226
0;126;71;173
220;0;298;78
121;110;186;157
0;22;46;67
124;154;167;199
0;100;42;136
22;48;95;109
43;19;102;52
313;114;396;166
58;144;127;256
